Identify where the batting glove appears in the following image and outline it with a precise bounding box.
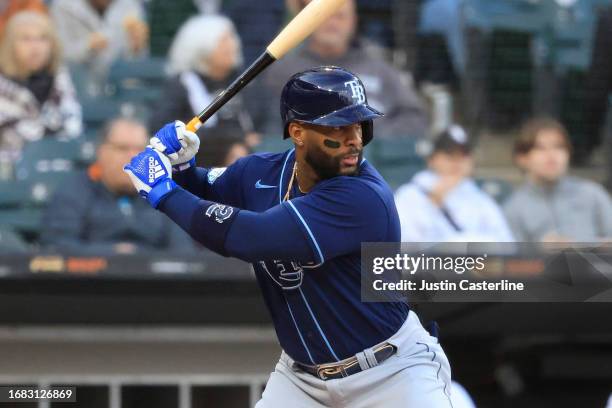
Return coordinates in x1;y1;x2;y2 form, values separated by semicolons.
150;121;200;171
123;147;176;209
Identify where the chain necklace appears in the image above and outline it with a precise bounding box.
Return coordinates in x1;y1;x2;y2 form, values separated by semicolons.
283;162;298;202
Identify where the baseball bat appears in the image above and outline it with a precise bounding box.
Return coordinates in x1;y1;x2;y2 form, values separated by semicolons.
185;0;347;132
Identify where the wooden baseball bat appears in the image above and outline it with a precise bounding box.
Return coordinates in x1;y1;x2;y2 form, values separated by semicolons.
185;0;347;132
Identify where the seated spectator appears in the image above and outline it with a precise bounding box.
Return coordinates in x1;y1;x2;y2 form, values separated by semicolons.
0;11;82;166
504;118;612;242
50;0;148;94
149;15;259;151
395;125;513;242
260;0;428;139
40;118;193;255
0;0;47;40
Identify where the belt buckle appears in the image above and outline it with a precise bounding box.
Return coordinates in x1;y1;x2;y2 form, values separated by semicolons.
316;364;344;380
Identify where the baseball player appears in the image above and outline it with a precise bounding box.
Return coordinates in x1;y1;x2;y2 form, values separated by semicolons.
123;66;452;407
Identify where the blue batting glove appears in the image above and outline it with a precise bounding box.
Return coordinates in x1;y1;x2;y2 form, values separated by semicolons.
149;121;200;171
123;147;177;208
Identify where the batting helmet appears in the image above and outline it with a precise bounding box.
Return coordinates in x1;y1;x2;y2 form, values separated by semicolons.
280;66;383;146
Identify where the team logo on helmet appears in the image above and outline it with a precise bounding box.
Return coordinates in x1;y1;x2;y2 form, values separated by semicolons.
344;80;366;104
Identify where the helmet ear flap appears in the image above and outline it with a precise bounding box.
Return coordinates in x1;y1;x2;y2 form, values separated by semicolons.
361;121;373;146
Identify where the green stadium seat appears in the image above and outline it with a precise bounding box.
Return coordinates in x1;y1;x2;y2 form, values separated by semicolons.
81;97;122;131
367;138;428;165
0;227;28;253
0;180;31;208
109;57;167;83
253;138;292;154
376;164;425;190
0;177;67;209
367;138;428;189
108;58;166;107
0;208;42;237
14;139;92;181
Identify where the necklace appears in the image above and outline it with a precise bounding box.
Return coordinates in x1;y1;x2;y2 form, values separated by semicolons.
283;162;298;202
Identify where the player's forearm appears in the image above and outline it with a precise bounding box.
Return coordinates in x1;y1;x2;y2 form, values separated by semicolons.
158;187;313;263
172;166;212;199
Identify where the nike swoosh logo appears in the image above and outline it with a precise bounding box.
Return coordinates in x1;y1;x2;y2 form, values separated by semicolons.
255;179;276;189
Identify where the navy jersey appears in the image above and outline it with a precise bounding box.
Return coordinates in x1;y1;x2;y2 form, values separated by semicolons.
169;149;409;364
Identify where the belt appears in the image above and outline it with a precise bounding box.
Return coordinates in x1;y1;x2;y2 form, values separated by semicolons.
292;342;397;381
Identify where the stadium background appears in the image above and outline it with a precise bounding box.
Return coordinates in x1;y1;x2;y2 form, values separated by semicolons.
0;0;611;407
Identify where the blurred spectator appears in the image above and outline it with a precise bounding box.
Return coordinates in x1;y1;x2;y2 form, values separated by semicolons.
585;6;612;181
50;0;148;94
0;11;82;166
196;130;250;168
40;118;193;255
504;118;612;242
149;15;259;150
395;125;513;242
222;0;286;66
260;0;428;139
0;0;47;40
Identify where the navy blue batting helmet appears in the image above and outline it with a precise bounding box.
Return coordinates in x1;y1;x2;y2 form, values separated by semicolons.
280;66;383;146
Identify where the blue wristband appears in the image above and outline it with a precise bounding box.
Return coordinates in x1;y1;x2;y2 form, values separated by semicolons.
147;179;177;208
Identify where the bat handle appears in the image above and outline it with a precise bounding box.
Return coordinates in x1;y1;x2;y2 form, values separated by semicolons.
182;52;277;135
186;116;202;133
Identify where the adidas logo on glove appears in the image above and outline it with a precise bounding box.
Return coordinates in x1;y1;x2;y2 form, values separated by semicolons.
148;156;165;183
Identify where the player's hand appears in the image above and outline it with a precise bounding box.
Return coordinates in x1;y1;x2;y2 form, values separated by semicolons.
150;121;200;171
123;147;176;209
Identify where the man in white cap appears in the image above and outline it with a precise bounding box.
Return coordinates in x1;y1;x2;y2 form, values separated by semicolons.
395;125;513;242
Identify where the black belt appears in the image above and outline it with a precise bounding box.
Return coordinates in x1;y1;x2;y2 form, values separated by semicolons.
292;342;397;381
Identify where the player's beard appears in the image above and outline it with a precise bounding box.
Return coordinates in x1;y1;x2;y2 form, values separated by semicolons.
304;143;363;180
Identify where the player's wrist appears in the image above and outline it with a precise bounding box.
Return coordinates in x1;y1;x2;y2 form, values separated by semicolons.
146;179;177;209
173;158;196;173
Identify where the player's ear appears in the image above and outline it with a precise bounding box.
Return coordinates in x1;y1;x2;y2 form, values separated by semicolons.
288;122;305;147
